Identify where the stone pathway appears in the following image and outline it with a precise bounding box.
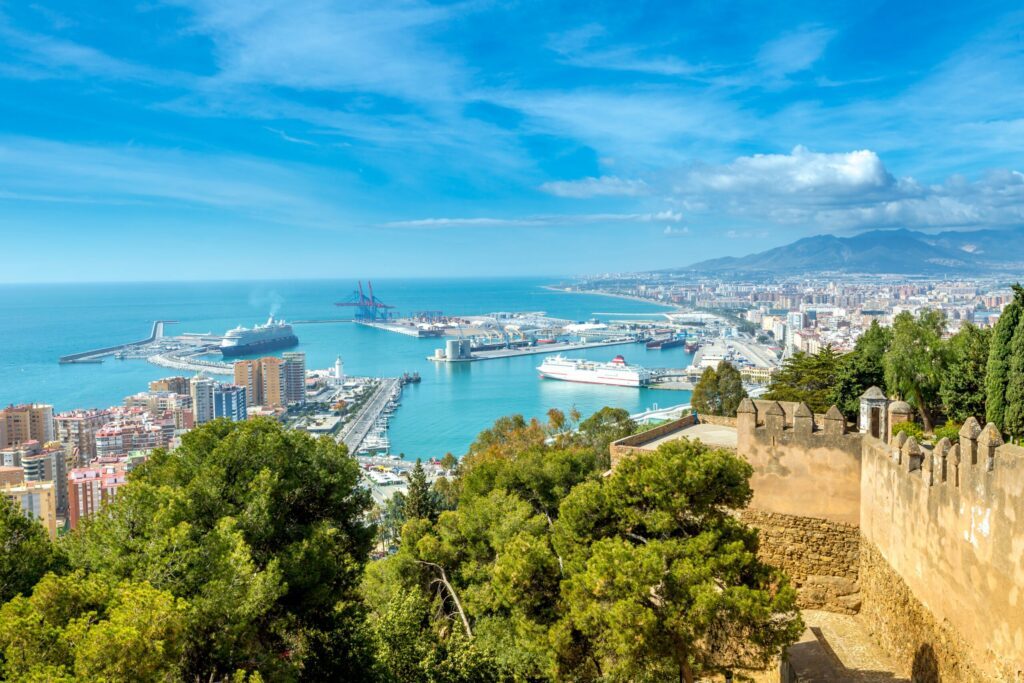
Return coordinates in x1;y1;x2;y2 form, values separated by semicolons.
785;610;908;682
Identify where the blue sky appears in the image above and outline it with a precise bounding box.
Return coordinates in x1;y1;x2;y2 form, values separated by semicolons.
1;0;1022;281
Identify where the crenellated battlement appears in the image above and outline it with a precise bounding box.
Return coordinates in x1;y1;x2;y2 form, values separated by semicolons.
734;389;1024;680
738;398;851;438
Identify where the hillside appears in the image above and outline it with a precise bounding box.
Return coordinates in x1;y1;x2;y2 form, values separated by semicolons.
680;227;1024;275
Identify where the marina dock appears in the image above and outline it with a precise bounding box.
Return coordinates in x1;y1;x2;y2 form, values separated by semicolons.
340;378;401;454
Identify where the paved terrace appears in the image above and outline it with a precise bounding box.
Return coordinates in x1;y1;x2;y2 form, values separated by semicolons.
639;422;738;450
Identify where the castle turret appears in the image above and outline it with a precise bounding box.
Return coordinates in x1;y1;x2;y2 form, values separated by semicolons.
859;386;888;440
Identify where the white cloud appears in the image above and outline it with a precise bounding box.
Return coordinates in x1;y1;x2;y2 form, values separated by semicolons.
677;146;1024;231
384;209;685;229
540;176;648;198
757;25;835;78
687;146;893;194
0;135;345;227
171;0;464;103
663;225;689;237
548;24;704;77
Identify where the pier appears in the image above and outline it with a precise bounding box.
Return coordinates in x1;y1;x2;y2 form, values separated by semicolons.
428;337;642;362
357;320;443;338
339;378;401;454
59;321;175;364
148;348;234;376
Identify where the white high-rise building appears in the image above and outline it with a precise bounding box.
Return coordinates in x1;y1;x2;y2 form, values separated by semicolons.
282;352;306;405
189;375;216;424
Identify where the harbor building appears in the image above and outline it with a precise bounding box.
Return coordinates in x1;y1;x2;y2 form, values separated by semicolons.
282;352;307;405
148;376;191;395
0;404;54;448
1;479;58;540
54;408;115;465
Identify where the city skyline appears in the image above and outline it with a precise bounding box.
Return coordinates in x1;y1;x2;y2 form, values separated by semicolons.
2;1;1023;281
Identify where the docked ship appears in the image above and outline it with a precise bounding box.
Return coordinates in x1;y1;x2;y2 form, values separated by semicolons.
219;316;299;357
537;354;651;387
646;335;686;350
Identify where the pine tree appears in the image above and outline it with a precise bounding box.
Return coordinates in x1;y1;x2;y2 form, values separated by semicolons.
986;284;1024;433
691;366;720;415
716;360;747;417
404;459;439;522
1005;309;1024;439
940;323;990;423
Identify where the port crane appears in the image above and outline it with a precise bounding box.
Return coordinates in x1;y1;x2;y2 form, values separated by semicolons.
335;281;396;321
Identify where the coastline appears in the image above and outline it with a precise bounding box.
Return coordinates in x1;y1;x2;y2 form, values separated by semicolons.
541;284;681;311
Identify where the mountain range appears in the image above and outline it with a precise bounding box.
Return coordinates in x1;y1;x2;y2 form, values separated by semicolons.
679;227;1024;276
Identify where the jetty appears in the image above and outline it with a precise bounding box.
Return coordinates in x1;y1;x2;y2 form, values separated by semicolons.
59;321;175;364
148;348;234;376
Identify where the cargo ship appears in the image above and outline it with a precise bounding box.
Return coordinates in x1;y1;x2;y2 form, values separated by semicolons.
646;335;686;350
219;316;299;357
537;354;650;387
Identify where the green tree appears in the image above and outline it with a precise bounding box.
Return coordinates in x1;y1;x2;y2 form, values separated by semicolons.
0;571;188;682
715;360;747;417
0;498;61;603
575;407;635;460
65;418;375;681
941;323;991;423
692;362;749;417
764;347;843;413
828;321;893;419
406;459;441;522
692;361;747;417
691;365;720;415
884;310;947;431
553;439;802;682
987;285;1024;433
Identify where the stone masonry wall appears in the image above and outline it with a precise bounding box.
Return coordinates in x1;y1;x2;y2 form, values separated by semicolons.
739;509;861;615
859;430;1024;681
737;399;863;526
859;539;988;683
696;414;738;428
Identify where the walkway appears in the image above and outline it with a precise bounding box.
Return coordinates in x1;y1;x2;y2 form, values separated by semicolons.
340;378;400;453
786;610;907;682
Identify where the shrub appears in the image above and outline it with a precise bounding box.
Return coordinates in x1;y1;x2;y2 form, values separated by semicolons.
932;421;961;444
892;421;924;440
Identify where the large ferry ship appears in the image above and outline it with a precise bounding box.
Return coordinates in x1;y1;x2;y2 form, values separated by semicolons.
537;354;651;387
219;316;299;357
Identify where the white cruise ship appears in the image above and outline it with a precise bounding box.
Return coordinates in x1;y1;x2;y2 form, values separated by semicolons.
537;354;650;387
219;316;299;357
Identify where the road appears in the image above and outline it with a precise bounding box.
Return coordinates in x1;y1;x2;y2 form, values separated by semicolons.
340;378;400;453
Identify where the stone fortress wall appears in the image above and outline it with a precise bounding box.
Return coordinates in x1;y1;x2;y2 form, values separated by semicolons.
734;396;1024;682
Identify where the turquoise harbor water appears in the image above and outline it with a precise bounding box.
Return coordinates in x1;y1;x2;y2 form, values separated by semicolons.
0;279;692;459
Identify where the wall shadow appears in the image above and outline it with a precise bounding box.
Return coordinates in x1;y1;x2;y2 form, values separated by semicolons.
910;643;940;683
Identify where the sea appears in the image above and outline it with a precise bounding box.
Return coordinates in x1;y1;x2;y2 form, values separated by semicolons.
0;278;693;460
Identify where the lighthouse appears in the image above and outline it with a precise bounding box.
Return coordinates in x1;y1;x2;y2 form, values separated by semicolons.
334;356;344;385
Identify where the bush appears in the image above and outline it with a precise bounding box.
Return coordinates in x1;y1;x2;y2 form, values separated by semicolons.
932;421;960;444
892;421;924;440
